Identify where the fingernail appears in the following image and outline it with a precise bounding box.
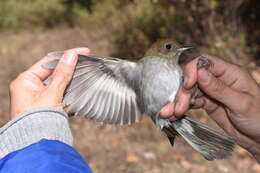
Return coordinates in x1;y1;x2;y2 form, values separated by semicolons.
62;50;77;65
74;47;91;54
198;69;212;84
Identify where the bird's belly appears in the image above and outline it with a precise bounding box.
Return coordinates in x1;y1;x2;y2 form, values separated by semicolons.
140;66;182;116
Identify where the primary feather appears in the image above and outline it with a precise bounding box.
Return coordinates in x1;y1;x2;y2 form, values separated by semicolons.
43;52;141;125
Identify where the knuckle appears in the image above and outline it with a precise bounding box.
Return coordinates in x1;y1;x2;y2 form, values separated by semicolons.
181;87;192;95
209;78;225;93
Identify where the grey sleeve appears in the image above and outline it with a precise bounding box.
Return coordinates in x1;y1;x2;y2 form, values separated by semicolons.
0;107;73;158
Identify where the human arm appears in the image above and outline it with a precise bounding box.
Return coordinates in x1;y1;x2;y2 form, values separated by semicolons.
1;48;89;155
0;139;92;172
0;48;93;172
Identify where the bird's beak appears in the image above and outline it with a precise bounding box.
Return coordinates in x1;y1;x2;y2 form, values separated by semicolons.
177;46;193;52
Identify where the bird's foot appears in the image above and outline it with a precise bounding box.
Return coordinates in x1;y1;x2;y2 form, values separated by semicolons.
191;55;212;107
197;55;213;69
190;84;203;106
190;90;197;106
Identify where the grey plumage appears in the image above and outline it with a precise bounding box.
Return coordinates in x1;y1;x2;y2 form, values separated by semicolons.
45;52;141;125
172;117;235;160
43;40;236;160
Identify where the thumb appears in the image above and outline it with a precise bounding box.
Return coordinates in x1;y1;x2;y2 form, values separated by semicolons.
198;68;247;110
47;50;78;99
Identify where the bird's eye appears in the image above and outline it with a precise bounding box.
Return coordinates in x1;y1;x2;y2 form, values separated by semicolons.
165;44;172;50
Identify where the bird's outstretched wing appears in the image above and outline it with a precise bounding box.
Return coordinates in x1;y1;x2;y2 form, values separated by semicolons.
43;51;141;125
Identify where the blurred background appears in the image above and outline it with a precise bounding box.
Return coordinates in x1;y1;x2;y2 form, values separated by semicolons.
0;0;259;172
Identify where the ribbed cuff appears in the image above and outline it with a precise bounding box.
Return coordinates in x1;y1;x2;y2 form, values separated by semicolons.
0;107;73;158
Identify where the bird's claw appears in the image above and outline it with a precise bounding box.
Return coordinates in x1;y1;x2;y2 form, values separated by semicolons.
197;55;213;69
190;84;199;107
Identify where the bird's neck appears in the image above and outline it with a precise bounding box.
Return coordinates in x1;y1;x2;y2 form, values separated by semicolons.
162;54;180;66
163;56;180;66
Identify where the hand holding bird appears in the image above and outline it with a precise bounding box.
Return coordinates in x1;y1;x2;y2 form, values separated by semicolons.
43;39;236;161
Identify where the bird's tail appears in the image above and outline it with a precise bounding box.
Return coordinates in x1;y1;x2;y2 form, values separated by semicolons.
162;116;236;160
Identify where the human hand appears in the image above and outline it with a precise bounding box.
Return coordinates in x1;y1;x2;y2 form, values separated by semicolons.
9;48;90;119
160;54;260;161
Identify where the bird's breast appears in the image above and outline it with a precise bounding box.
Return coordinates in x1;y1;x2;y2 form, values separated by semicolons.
137;58;183;116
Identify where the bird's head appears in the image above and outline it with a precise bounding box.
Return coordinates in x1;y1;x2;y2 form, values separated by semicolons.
145;39;193;63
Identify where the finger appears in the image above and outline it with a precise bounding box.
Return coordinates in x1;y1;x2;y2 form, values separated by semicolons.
197;54;244;86
198;68;250;111
47;50;78;98
184;54;240;90
183;58;198;90
196;96;255;147
27;56;53;80
160;102;175;118
68;47;90;55
194;96;234;134
174;87;192;118
27;47;90;81
195;97;228;127
198;54;232;76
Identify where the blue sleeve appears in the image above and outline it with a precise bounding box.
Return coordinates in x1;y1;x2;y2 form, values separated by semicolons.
0;139;92;173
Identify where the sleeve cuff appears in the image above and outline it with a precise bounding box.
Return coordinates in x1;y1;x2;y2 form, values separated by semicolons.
0;107;73;158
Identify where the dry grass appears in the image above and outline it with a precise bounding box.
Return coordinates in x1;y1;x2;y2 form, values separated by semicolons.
0;28;259;173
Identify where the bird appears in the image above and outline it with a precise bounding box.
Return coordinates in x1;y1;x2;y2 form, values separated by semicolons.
43;39;236;161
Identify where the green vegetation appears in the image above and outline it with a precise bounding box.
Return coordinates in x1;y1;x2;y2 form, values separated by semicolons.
0;0;258;64
0;0;94;29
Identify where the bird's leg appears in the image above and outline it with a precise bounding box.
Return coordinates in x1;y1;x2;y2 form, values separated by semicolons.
155;113;171;129
190;84;200;106
190;56;213;106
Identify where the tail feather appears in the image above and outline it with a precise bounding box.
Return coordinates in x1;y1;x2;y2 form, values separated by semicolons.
163;116;236;161
163;127;178;146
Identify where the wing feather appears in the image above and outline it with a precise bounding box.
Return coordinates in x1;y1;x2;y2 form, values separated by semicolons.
44;52;141;125
63;70;102;106
102;77;116;124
